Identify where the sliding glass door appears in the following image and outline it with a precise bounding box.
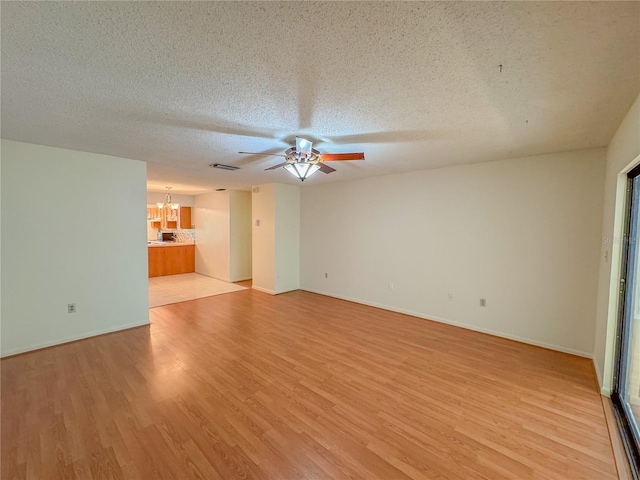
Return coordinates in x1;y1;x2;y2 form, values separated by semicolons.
613;167;640;477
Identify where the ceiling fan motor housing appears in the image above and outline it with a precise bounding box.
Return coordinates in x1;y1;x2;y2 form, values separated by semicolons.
285;147;322;164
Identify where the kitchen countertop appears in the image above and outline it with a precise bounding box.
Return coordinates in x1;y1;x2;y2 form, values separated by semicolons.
148;241;195;248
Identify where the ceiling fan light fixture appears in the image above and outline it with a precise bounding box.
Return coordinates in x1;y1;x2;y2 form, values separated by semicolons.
284;162;320;181
251;136;364;177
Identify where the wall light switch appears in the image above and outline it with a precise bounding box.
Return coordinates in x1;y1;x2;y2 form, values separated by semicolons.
255;219;260;227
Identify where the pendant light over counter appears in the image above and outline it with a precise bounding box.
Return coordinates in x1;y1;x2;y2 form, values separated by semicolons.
156;187;180;210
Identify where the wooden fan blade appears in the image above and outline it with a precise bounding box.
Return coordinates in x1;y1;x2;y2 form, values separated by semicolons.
318;163;336;174
239;152;285;157
265;161;290;171
319;153;365;162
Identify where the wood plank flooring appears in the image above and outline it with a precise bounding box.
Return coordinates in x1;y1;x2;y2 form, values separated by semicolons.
1;289;618;479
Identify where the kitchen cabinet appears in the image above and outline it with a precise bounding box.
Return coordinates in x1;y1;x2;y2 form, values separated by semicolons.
165;208;179;229
148;244;195;277
179;206;192;229
147;206;192;230
147;206;162;229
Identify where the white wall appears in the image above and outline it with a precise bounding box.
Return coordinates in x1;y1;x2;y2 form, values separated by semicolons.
300;148;606;356
194;191;231;281
1;140;3;354
147;192;194;207
229;190;252;282
1;140;149;357
252;184;276;293
275;184;300;293
194;189;251;282
252;184;300;294
594;94;640;394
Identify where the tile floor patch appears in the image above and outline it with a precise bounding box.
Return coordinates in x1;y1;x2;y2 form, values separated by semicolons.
149;273;247;308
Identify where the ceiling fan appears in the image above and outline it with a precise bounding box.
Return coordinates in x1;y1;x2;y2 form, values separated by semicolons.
239;137;364;181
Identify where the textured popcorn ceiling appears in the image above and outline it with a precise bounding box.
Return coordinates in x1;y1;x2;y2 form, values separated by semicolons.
1;1;639;193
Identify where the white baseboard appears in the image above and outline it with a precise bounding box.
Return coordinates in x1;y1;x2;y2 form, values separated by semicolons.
275;287;300;294
195;272;231;283
252;285;276;295
302;288;593;358
0;320;150;358
592;357;611;396
232;276;252;282
251;285;300;295
196;272;252;284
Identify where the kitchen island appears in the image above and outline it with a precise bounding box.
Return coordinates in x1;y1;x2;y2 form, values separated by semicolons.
148;241;195;277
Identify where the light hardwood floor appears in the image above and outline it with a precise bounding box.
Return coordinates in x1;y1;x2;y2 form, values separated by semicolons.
2;289;618;479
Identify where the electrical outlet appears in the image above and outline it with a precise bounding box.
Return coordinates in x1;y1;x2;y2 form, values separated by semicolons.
448;293;454;301
479;298;486;307
68;303;76;313
325;273;328;278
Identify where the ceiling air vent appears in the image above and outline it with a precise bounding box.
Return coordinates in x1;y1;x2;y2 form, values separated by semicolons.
210;163;239;171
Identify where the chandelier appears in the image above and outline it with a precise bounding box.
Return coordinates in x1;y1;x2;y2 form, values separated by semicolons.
156;187;180;210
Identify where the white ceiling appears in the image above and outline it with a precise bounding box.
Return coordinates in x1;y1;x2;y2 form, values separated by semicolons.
2;2;639;194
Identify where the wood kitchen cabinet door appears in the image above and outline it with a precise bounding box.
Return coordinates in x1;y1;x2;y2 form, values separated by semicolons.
148;206;162;229
148;247;165;277
179;206;192;229
148;245;195;277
